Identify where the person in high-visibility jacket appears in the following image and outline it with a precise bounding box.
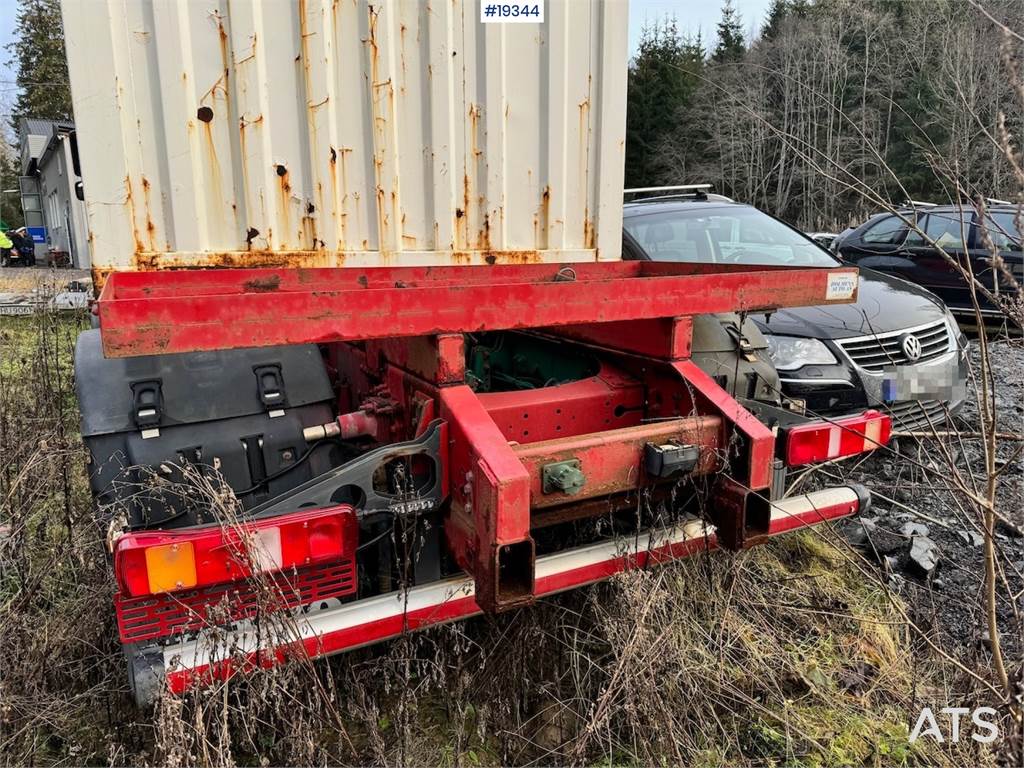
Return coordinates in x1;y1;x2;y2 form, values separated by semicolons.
0;230;14;267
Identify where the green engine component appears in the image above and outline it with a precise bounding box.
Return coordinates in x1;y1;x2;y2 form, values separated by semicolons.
541;459;586;495
465;332;599;392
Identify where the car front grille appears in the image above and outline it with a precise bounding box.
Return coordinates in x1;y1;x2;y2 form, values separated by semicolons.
835;320;952;372
883;399;950;432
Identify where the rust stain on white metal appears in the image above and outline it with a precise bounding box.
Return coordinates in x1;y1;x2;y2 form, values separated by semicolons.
62;0;628;279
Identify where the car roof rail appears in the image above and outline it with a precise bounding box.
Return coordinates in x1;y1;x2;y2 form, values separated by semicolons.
625;184;710;201
624;184;734;204
627;193;735;204
625;184;712;195
985;197;1014;206
902;199;937;208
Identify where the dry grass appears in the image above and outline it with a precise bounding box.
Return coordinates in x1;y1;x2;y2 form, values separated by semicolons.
0;310;999;766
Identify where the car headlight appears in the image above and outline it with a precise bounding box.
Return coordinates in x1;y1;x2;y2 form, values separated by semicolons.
764;335;838;371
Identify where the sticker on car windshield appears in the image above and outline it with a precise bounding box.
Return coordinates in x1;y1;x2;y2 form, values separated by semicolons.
825;271;858;300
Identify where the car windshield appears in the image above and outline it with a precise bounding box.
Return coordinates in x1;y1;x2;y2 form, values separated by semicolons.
624;206;839;267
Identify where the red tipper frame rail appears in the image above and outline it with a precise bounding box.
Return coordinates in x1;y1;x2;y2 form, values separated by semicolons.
94;262;859;357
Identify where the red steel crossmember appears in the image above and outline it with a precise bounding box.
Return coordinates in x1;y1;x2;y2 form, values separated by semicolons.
94;262;857;357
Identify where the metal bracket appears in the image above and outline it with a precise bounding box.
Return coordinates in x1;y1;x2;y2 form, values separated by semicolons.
541;459;586;495
725;323;759;362
248;420;448;522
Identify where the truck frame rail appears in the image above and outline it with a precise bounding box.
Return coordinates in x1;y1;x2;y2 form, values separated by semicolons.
95;262;859;357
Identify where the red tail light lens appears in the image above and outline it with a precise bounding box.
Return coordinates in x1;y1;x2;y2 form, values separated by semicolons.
113;505;358;597
784;410;891;467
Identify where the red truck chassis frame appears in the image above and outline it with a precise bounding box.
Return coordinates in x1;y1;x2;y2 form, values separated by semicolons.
97;261;883;702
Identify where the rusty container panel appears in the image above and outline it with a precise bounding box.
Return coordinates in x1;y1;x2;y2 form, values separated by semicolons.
61;0;629;286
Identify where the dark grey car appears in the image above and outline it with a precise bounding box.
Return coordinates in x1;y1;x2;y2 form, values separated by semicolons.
622;198;969;431
834;204;1023;323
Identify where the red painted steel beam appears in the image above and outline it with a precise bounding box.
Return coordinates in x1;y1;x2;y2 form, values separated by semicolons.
544;317;693;360
670;360;776;492
97;261;830;297
439;385;534;612
367;334;465;385
96;263;858;357
512;416;723;508
476;362;643;444
669;360;779;549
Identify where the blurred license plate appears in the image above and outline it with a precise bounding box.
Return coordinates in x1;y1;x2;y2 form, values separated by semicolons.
882;366;960;403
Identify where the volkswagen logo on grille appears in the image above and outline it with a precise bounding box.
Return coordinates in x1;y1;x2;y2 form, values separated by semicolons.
901;333;923;361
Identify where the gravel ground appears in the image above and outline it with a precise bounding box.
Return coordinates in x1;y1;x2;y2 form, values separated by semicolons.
0;265;89;297
0;266;92;312
828;337;1024;664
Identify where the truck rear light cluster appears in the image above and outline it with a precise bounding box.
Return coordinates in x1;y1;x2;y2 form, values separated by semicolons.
115;561;357;643
114;505;358;598
784;410;891;466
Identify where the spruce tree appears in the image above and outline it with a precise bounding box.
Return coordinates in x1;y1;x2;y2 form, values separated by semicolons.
789;0;811;19
625;19;705;187
712;0;746;63
0;140;25;229
6;0;72;133
761;0;790;41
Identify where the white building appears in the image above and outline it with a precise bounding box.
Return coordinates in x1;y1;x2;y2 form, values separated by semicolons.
18;119;90;269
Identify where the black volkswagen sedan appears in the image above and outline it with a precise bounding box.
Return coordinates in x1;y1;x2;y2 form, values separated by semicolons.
622;197;969;430
834;203;1022;324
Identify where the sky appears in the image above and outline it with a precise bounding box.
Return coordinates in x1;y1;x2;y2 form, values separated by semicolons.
628;0;774;56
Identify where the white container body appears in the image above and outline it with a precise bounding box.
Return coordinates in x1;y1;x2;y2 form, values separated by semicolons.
61;0;629;282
